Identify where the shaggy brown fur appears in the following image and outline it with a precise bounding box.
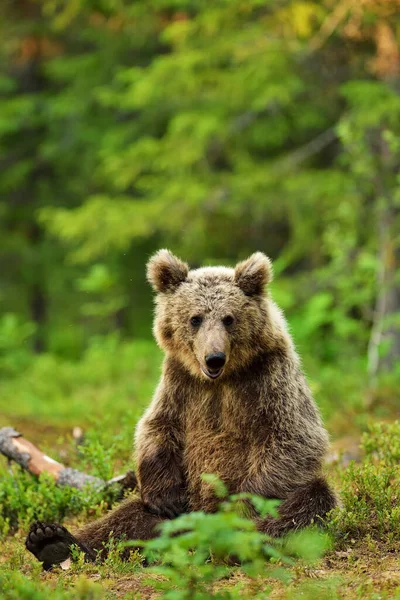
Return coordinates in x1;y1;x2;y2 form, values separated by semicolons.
26;250;337;568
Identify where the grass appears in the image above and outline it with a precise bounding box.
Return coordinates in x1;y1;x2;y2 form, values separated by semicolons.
1;336;400;599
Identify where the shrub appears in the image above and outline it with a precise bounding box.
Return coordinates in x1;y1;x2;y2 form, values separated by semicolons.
0;404;142;534
361;421;400;465
329;421;400;540
0;463;119;535
136;476;332;600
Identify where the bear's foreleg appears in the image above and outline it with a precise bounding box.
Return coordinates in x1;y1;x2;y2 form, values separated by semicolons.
136;406;188;519
138;449;188;519
256;477;337;537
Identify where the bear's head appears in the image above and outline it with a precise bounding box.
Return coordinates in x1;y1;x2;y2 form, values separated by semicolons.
147;250;288;380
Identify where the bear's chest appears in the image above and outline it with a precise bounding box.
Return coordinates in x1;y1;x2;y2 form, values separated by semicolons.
183;386;257;509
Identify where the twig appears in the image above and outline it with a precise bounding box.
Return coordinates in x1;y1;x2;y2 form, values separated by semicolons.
277;127;337;172
308;0;356;51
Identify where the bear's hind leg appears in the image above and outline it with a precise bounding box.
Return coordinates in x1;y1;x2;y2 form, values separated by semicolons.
257;477;337;537
25;498;164;570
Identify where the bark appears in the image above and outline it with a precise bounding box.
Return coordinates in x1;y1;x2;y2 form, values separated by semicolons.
30;223;47;353
367;132;400;385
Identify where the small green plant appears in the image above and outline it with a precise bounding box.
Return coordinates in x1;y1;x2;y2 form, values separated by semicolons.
135;475;331;600
77;432;119;482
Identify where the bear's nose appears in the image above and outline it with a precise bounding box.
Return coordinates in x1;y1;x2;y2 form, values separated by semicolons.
205;352;226;370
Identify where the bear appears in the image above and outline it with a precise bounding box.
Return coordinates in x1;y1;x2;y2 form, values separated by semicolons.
26;250;337;570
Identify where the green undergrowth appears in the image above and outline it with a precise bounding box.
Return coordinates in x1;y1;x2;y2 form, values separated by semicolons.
134;475;333;600
329;421;400;541
1;422;400;598
0;420;135;536
0;572;105;600
0;478;337;600
0;466;121;537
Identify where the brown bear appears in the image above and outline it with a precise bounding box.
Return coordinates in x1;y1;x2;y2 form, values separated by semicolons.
26;250;337;570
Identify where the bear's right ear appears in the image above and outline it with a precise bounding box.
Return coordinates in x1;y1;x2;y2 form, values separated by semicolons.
234;252;273;296
147;249;189;293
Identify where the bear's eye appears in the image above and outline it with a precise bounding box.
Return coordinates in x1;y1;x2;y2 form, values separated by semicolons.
222;315;235;327
190;315;203;328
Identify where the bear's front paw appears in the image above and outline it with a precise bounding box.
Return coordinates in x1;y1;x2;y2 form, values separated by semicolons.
143;485;188;519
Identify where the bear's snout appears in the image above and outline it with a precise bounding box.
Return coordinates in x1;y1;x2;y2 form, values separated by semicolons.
205;352;226;370
202;352;226;379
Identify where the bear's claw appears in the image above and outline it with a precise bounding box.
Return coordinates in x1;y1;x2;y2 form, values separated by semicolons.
26;521;96;570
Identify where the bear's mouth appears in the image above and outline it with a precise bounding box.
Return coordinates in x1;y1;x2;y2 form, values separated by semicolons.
201;366;224;380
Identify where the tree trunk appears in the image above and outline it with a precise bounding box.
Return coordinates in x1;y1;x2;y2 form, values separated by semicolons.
367;133;400;385
30;223;47;353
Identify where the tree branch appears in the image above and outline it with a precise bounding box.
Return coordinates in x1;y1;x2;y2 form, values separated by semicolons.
0;426;137;492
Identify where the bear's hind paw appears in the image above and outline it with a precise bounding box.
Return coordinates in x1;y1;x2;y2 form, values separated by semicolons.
26;521;95;570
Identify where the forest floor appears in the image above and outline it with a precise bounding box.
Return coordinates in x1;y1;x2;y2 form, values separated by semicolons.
1;420;399;600
2;520;400;599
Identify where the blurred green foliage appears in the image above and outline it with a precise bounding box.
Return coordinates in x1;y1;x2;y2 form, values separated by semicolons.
0;0;400;383
0;0;399;433
0;335;161;425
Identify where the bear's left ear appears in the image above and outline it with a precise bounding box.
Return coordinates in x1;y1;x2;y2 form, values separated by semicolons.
147;249;189;293
234;252;273;296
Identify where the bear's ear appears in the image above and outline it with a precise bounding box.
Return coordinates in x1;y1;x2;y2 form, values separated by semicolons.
234;252;273;296
147;249;189;293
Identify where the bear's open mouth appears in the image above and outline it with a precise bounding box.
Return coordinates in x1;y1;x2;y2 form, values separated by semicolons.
201;366;223;380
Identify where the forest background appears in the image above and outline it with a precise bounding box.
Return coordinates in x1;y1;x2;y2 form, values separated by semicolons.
1;1;400;598
1;0;400;430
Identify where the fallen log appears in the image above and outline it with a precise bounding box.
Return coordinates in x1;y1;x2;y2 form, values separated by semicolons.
0;426;137;493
